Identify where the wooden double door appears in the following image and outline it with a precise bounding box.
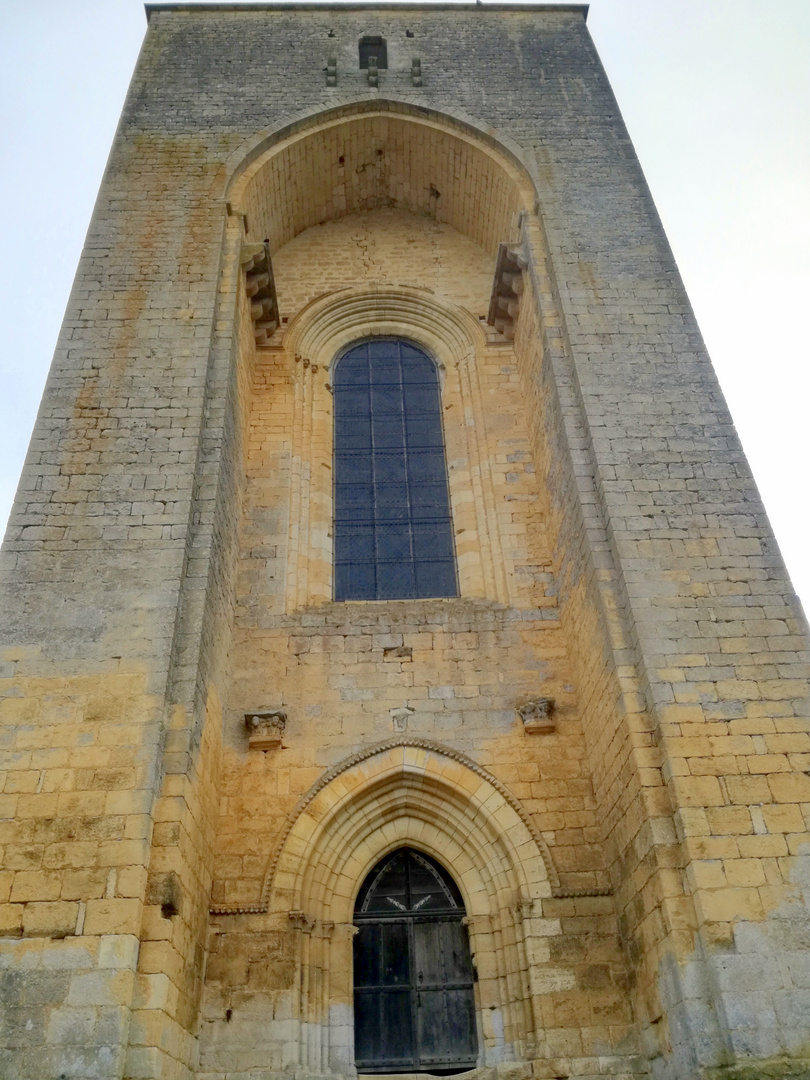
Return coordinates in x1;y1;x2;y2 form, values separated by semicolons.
353;849;478;1074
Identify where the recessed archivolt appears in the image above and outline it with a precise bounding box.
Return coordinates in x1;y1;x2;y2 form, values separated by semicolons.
223;99;536;258
283;284;487;372
250;737;558;923
223;96;540;212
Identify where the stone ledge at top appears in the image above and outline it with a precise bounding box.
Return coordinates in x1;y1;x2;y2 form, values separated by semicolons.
145;3;590;19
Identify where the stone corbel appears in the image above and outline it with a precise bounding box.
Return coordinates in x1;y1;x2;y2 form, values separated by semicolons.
390;706;414;733
240;240;279;345
146;870;182;919
245;709;287;750
487;242;528;340
517;697;555;734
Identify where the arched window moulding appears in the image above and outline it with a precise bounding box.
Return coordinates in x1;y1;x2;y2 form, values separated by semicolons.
280;286;512;609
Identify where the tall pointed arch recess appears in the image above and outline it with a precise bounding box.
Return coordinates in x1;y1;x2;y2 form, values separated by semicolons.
223;100;541;611
223;99;537;257
259;738;565;1075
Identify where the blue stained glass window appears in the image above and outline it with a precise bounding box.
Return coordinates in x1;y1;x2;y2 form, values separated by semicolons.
334;340;457;601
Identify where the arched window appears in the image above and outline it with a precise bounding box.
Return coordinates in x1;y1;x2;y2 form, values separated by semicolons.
333;339;457;601
353;848;478;1074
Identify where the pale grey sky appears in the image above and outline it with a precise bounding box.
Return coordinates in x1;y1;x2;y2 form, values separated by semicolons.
1;0;808;613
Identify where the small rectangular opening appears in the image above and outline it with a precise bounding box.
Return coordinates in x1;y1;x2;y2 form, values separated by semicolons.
359;36;387;69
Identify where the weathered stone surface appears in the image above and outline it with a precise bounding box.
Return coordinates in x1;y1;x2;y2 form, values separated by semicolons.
0;5;808;1080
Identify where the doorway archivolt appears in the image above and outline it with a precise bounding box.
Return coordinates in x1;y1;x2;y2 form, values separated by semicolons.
263;737;564;1074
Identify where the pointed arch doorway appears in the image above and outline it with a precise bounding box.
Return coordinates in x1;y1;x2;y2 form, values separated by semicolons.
353;848;478;1074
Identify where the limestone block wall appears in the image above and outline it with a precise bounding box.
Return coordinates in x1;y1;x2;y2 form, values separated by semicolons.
0;5;806;1080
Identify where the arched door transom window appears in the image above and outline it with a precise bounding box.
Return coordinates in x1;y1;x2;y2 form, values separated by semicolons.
333;339;457;601
353;848;478;1074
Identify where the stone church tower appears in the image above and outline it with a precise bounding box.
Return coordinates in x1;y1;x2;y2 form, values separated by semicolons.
1;5;809;1080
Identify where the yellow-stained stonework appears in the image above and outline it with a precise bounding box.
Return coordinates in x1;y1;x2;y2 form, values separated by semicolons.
1;7;809;1080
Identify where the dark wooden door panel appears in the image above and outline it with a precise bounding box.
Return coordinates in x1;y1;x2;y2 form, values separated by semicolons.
444;988;478;1060
355;986;414;1067
353;849;478;1073
413;920;477;1067
382;921;410;985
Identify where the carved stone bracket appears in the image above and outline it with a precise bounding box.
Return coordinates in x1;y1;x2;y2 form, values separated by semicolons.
411;57;422;86
145;870;182;919
245;709;287;751
326;56;337;86
517;698;555;734
487;242;527;340
390;706;414;733
241;240;279;345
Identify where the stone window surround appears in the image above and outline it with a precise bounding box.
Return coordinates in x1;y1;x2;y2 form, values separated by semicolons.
277;284;514;611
